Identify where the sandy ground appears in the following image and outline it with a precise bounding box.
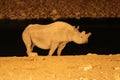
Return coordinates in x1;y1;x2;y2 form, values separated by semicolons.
0;54;120;80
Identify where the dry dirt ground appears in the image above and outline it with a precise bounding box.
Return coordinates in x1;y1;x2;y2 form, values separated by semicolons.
0;54;120;80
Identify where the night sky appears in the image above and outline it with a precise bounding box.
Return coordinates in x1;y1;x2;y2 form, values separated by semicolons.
0;18;120;56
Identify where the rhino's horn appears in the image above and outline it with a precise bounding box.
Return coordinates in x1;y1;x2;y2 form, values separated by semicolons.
81;31;86;34
87;32;92;36
73;26;75;28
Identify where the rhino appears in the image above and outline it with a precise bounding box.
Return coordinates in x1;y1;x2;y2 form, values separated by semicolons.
22;21;91;56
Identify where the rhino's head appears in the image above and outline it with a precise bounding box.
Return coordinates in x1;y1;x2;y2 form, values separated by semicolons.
72;29;91;44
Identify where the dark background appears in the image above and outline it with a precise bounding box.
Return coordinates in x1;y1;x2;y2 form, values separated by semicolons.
0;18;120;56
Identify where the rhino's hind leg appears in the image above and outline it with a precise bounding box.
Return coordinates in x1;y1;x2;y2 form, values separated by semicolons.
26;43;36;57
22;33;38;57
26;44;38;57
28;52;38;56
57;42;67;56
28;44;38;57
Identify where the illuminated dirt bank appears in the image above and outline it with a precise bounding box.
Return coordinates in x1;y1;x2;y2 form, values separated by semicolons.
0;55;120;80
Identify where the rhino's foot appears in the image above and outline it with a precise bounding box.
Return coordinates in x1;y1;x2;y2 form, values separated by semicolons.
57;54;61;56
48;54;52;56
28;52;38;57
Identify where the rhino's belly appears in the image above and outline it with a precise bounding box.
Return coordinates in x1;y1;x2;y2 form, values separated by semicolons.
31;34;51;49
32;38;51;49
35;42;50;49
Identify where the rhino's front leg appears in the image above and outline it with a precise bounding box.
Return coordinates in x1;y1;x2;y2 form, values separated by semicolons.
48;42;59;56
57;42;67;56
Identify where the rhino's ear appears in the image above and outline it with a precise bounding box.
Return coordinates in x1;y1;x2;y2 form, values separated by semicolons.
77;26;79;30
81;31;86;34
73;26;76;29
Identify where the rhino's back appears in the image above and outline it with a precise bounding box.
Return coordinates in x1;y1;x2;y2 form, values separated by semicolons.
25;21;74;33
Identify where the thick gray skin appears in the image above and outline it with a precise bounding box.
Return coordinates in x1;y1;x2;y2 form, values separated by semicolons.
22;21;91;57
